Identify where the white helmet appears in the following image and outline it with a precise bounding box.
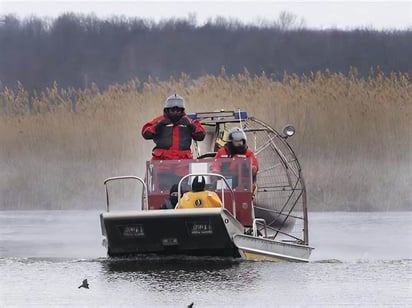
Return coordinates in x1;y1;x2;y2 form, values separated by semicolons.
228;127;247;143
164;93;185;110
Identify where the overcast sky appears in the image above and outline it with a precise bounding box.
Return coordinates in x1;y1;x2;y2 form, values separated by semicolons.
0;1;411;30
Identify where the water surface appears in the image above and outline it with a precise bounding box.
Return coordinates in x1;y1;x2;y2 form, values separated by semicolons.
1;211;411;307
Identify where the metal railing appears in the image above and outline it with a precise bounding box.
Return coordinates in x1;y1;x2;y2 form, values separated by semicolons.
178;173;236;218
103;176;148;212
253;218;268;237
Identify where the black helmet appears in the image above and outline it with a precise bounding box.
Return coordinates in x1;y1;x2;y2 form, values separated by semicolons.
192;176;206;192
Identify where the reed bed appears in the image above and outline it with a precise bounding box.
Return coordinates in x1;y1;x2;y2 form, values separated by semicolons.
1;69;411;210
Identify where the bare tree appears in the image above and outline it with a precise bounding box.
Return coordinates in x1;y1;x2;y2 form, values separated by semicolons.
0;14;410;92
276;11;306;31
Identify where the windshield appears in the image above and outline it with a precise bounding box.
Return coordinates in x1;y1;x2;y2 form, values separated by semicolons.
146;157;252;194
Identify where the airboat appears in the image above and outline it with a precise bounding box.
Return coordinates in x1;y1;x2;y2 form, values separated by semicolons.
100;111;313;262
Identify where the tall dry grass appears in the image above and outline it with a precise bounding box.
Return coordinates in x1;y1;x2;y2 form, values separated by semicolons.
1;68;411;210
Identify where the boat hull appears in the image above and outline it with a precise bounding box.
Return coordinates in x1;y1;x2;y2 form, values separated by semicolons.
233;234;314;262
100;208;244;257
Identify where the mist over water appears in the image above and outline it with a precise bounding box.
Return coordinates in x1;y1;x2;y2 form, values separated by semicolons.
2;157;411;211
1;69;411;211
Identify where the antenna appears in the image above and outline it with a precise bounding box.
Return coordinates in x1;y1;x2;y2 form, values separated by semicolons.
238;109;243;128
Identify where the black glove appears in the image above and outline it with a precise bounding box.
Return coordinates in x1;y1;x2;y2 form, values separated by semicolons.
179;117;196;132
155;118;171;132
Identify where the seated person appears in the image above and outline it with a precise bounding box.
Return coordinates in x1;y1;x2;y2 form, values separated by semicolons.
213;127;258;181
160;184;179;209
176;176;223;209
211;127;259;192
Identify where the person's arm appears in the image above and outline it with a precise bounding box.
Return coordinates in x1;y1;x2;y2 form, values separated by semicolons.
191;119;206;141
211;148;225;173
247;149;259;176
178;116;206;141
141;116;170;140
214;148;224;159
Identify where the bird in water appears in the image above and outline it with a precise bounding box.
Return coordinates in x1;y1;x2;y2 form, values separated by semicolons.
187;303;194;308
78;279;89;289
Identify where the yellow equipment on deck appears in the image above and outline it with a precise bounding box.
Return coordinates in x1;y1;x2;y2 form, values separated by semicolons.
176;191;223;209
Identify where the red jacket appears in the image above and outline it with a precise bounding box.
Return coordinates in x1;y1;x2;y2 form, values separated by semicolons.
213;144;259;177
142;113;205;160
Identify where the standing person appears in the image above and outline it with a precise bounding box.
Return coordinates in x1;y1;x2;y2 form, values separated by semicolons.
212;127;259;187
141;93;205;160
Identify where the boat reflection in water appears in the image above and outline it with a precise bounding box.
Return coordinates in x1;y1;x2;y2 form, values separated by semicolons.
101;256;241;274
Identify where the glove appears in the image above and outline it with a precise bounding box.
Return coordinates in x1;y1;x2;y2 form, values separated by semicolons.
155;118;171;132
179;117;196;132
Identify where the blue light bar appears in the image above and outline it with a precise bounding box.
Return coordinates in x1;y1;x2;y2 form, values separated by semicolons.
234;111;248;119
187;113;198;120
187;111;248;120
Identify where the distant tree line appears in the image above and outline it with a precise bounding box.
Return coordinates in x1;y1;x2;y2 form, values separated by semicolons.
0;13;411;92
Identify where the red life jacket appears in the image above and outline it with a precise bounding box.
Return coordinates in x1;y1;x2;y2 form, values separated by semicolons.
142;114;205;160
214;144;259;176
